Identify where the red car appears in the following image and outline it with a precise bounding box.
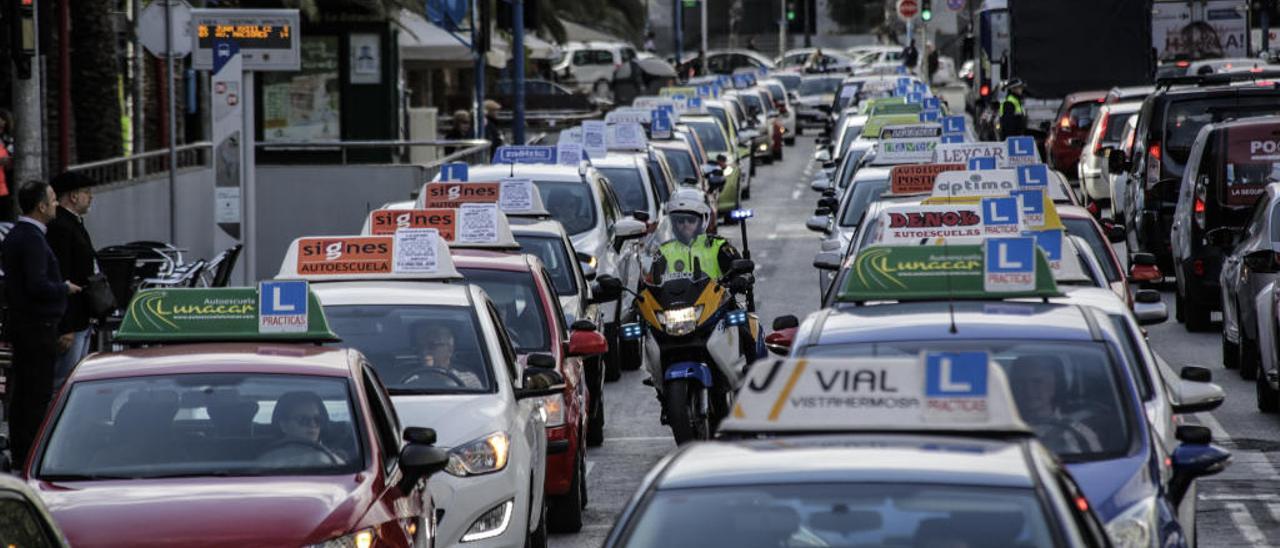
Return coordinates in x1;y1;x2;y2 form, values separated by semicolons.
24;286;448;547
1045;90;1107;174
453;249;607;533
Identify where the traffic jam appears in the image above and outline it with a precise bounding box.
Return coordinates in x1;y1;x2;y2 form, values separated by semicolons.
11;4;1280;548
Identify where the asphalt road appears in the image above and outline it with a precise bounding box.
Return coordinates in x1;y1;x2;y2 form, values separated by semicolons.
551;120;1280;546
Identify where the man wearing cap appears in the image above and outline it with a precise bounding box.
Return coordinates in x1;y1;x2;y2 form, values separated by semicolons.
998;78;1029;139
2;181;80;465
47;171;99;390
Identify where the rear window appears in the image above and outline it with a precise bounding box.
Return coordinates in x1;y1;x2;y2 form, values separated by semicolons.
1103;112;1135;143
1064;101;1101;129
689;121;729;152
1163;96;1280;164
534;180;598;235
765;83;785;102
1219;122;1280;208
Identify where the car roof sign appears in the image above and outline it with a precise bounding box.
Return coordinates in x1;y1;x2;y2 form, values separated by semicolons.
888;163;966;195
836;243;1060;302
861;114;924;138
416;180;551;217
361;206;519;249
719;355;1030;435
492;145;557;164
114;284;339;344
878;123;942;140
871;138;940;166
276;231;463;282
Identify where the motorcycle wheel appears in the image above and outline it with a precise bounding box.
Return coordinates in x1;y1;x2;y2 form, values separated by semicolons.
665;379;709;444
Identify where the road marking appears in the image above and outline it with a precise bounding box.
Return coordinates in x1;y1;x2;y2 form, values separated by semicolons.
790;188;802;200
1269;502;1280;523
1196;411;1280;480
1226;502;1268;544
1201;493;1280;502
586;460;595;479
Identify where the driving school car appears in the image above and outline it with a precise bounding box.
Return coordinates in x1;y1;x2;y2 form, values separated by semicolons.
24;285;449;548
605;356;1115;548
278;233;561;548
770;243;1231;548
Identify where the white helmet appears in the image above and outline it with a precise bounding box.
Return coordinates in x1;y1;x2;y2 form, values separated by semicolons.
666;194;711;245
666;193;712;219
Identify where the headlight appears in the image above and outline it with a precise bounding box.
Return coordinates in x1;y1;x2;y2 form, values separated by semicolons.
461;500;514;542
658;306;702;336
306;529;374;548
757;142;768;152
539;394;566;428
445;432;510;476
1105;496;1158;548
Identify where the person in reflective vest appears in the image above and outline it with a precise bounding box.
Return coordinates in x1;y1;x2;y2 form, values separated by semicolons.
998;78;1029;139
650;198;746;290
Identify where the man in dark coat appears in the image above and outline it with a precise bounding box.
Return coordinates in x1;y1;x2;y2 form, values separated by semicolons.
48;171;98;391
2;181;79;465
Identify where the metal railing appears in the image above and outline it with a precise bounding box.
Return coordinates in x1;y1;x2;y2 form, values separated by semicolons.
65;139;492;187
67;142;213;186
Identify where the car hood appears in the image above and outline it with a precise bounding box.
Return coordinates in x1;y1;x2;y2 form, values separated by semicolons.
35;476;366;548
1065;452;1156;522
796;95;833;107
391;393;508;447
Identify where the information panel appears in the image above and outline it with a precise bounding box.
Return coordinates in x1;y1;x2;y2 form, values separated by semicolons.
191;9;300;71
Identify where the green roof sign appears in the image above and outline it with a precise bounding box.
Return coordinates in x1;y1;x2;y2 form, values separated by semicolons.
870;102;925;117
837;242;1060;303
116;283;338;343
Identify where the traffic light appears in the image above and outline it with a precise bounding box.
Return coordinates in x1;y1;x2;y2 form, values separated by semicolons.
786;0;803;33
9;0;36;79
786;1;796;21
921;0;933;21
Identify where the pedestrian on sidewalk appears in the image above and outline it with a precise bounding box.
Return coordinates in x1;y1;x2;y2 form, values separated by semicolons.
48;172;98;392
483;100;505;149
902;40;919;70
1;181;80;466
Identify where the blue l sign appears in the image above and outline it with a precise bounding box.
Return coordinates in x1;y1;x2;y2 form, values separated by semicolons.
985;237;1036;274
1017;164;1050;188
906;92;923;104
968;156;998;170
923;97;941;110
941;134;965;144
925;352;989;397
982;197;1020;227
440;162;468;181
1027;229;1063;262
1011;189;1045;216
259;280;309;333
919;110;941;122
1007;136;1037;158
942;115;965;134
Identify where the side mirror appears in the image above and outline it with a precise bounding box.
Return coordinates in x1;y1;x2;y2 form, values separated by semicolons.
814;149;832;163
1180;365;1212;383
1038;120;1052;132
682;176;699;187
1171;369;1225;415
1243;250;1279;273
568;328;609;356
1106;148;1128;173
815;136;831;146
403;426;437;445
806;215;832;234
527;352;557;369
1204;227;1238;248
729;258;755;276
517;368;566;399
1132;289;1168;325
813;250;842;270
1105;223;1126;244
632;210;651;223
810;176;832;192
1169;425;1230;506
1128;253;1163;283
766;314;800;355
398;443;450;488
614;218;647;240
814;207;832;216
772;315;799;330
590;274;623;304
818;196;839;211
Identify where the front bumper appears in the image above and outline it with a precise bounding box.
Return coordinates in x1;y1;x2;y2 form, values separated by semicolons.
430;468;531;547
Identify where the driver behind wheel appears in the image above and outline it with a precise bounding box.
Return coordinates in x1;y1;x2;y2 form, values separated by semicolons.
1008;355;1104;454
412;323;484;389
259;391;345;466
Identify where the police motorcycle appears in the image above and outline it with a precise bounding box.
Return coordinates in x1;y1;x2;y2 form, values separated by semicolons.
599;197;764;443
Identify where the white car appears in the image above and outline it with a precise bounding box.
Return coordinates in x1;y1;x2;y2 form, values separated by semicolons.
1110;114;1140;224
1077;101;1140;203
278;237;555;548
759;78;797;145
552;41;638;97
468;164;648;380
592;151;672;225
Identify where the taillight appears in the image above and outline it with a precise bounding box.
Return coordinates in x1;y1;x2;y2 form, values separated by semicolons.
1148;143;1161;160
1093;114;1110;153
1176;60;1190;68
1251;66;1265;73
980;84;990;97
1059;115;1072;129
1146;142;1162;188
1194;184;1207;228
1192;259;1205;277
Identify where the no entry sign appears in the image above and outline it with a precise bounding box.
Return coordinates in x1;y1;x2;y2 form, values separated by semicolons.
897;0;919;21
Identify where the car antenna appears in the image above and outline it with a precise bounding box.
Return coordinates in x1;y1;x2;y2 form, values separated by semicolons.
944;186;958;334
509;161;515;177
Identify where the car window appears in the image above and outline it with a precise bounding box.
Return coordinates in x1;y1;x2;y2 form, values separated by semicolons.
361;367;400;470
459;268;552;353
765;83;785;102
688;121;729;152
599;179;622;234
1062;218;1122;283
660;148;699;187
514;234;578;295
1103;112;1135;143
621;48;636;62
646;156;674;202
839;179;891;226
619;483;1057;548
1270;200;1280;242
739;93;764;117
591;50;613;64
803;339;1135;462
799;77;841;96
325;305;495;393
40;374;364;479
541;270;570;335
707;107;733;136
1163;96;1280;165
708;55;731;74
599;167;651;216
1218;122;1280;209
484;302;521;382
1067;101;1100;128
1106;316;1154;401
0;495;56;548
534;180;598;235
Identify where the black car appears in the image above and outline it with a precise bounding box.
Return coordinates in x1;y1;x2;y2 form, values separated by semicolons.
1119;73;1280;272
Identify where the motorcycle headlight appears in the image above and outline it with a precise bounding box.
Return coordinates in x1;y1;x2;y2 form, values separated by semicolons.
445;432;510;476
659;306;702;336
461;500;514;542
1105;496;1158;548
539;394;566;427
306;528;374;548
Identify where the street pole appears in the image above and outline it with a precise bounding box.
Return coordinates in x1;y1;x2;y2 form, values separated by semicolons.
673;0;683;66
242;71;256;282
803;0;811;47
700;0;708;74
14;0;45;184
512;0;525;144
132;0;145;161
473;0;485;140
164;0;178;243
778;0;786;57
1263;0;1272;56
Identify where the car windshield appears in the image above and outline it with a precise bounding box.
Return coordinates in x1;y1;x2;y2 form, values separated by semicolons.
765;83;785;103
39;374;363;479
1163;96;1280;163
688;121;729;153
619;483;1056;548
515;234;578;295
840;179;891;226
1063;218;1121;283
659;148;699;187
534;180;598;235
599;167;651;216
457;268;552;353
707;107;734;135
803;340;1134;462
799;77;842;96
324;305;494;394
